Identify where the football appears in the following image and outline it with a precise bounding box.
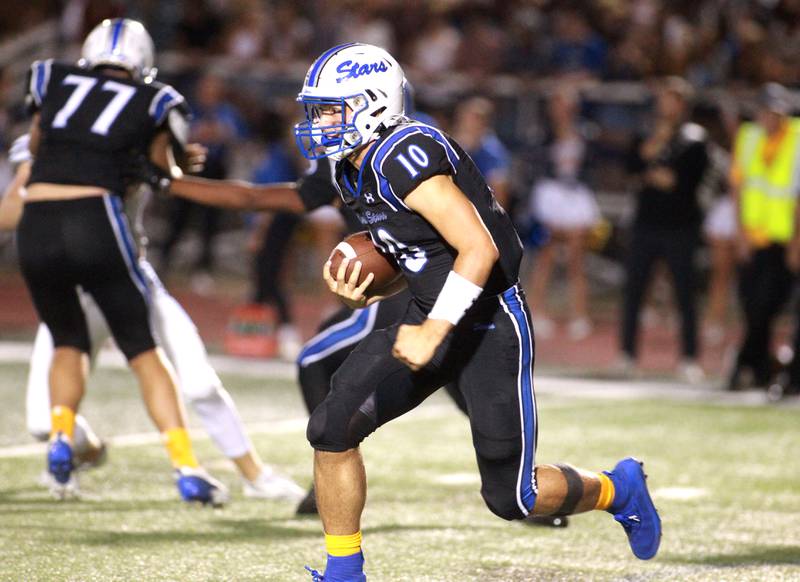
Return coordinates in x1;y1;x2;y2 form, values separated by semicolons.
328;231;402;294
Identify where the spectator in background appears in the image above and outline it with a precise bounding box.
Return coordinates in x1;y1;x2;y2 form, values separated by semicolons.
223;0;269;61
0;67;14;189
455;12;509;79
548;6;608;79
248;110;302;361
617;77;709;383
659;6;696;77
268;2;313;63
334;0;395;53
158;72;248;291
697;103;738;346
729;83;800;390
408;11;461;80
174;0;223;54
450;96;511;209
502;1;549;75
527;86;600;340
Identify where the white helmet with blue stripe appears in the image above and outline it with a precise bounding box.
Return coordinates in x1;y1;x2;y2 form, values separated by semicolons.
80;18;156;82
295;43;405;161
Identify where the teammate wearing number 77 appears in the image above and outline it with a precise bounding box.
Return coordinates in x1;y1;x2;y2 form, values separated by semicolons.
293;44;662;581
16;18;226;504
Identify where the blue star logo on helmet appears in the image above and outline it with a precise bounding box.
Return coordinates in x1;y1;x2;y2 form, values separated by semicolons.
335;60;389;84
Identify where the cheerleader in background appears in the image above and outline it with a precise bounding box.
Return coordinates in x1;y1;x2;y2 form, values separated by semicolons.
698;103;738;347
527;86;600;340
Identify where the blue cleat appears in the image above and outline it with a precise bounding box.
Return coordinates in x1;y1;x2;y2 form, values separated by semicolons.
47;433;79;499
605;457;661;560
305;552;366;582
48;433;74;485
175;467;230;507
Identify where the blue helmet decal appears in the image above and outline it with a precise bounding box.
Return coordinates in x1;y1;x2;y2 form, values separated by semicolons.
307;42;358;87
335;60;389;84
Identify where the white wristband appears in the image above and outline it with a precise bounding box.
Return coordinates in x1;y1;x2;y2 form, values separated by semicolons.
427;270;483;325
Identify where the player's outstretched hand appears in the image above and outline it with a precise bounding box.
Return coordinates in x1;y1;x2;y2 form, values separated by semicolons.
183;142;208;174
323;257;375;310
392;319;452;371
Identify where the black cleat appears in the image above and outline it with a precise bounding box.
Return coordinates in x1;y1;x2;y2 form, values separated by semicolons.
524;514;569;528
295;485;318;516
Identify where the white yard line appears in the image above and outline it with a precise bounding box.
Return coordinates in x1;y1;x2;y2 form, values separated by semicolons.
0;341;795;459
0;341;297;379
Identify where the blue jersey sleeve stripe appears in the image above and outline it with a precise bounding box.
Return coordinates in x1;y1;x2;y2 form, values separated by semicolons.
371;124;460;209
370;126;423;211
35;62;45;103
30;60;51;106
308;42;358;87
149;86;185;124
153;93;174;123
373;124;459;176
417;125;460;169
376;173;401;212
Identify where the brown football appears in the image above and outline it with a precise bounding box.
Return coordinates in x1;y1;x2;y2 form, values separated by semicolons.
328;231;402;295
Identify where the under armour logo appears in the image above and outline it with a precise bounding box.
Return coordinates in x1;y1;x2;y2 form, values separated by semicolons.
364;191;376;204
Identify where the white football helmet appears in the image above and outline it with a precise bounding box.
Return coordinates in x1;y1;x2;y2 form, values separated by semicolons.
79;18;156;82
295;43;405;161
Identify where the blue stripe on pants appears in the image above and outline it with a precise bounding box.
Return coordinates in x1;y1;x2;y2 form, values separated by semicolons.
501;285;537;514
297;305;376;367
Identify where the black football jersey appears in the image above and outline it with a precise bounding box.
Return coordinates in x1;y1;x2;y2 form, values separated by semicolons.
334;119;523;319
297;157;362;232
26;60;190;194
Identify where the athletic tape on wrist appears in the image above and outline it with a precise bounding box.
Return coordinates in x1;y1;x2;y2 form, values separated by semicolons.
427;270;483;325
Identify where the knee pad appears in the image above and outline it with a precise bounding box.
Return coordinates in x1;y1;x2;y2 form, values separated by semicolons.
307;402;337;450
307;393;378;452
474;437;533;521
474;435;518;463
178;366;223;403
481;482;526;521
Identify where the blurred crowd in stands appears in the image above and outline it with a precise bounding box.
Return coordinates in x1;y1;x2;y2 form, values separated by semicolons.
3;0;800;86
2;0;800;386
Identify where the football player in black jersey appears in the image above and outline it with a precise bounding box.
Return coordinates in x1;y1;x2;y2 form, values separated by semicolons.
292;44;662;581
16;18;226;504
2;134;304;502
168;153;480;516
168;44;662;578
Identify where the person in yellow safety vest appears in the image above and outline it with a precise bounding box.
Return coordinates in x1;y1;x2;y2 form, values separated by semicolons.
729;82;800;390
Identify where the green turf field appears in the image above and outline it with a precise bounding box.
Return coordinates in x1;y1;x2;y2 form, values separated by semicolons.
0;362;798;581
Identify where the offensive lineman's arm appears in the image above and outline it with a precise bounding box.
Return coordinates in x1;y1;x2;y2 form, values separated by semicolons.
392;174;499;370
168;175;306;214
0;132;36;231
0;162;29;231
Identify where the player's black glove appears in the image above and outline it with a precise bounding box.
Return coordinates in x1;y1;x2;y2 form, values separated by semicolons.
124;152;171;191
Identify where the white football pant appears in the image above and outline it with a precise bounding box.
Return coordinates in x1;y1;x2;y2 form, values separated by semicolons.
26;259;253;459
